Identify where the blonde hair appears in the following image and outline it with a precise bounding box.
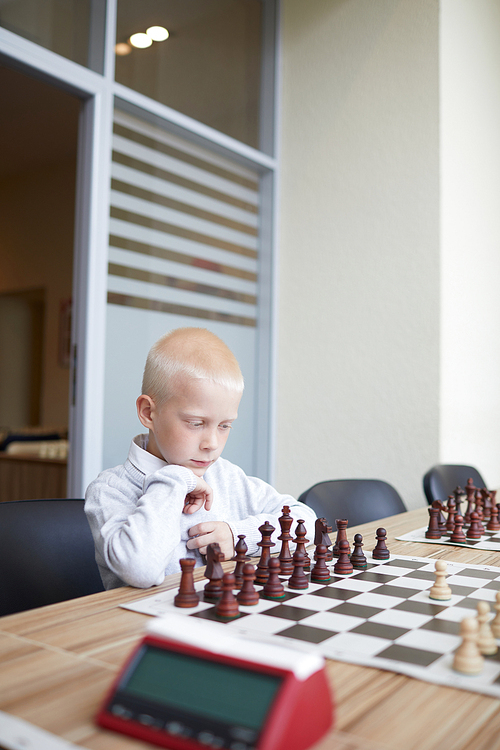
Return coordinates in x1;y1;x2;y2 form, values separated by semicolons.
141;328;244;405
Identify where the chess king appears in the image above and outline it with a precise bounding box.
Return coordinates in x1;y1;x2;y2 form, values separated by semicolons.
85;327;317;590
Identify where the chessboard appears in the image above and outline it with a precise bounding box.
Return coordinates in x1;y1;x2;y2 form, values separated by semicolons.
123;551;500;700
396;526;500;551
398;479;500;550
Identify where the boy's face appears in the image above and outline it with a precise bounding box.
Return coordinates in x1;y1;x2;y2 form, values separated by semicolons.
137;376;241;476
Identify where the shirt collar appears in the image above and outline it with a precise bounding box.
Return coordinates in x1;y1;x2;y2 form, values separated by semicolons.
128;434;167;476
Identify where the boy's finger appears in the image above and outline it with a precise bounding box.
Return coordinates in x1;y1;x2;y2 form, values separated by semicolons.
186;533;212;552
189;522;216;536
186;536;200;550
183;500;202;515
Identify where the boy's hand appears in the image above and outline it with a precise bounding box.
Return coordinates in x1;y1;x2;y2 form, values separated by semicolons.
186;521;234;561
183;477;213;514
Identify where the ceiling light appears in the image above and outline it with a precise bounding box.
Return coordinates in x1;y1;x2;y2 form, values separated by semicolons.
129;32;153;49
115;42;132;56
146;26;169;42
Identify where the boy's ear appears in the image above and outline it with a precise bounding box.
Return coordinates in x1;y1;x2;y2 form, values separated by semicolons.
136;394;155;429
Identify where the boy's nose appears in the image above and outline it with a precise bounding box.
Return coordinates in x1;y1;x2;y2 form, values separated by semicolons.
200;429;218;451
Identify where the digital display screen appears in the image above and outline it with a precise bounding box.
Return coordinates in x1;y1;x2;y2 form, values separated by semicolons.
121;645;283;731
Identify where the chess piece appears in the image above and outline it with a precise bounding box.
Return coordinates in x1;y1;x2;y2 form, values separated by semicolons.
314;518;325;546
491;591;500;639
436;500;447;534
174;559;200;608
255;521;275;585
310;544;331;583
204;544;225;601
262;558;286;600
473;491;485;533
453;617;484;675
466;511;483;540
293;520;311;571
429;560;452;601
215;572;240;620
232;535;249;589
449;514;466;544
486;503;500;531
277;506;294;576
481;488;492;519
428;500;446;533
453;486;464;518
324;522;334;561
474;490;484;520
332;519;350;558
288;549;309;590
445;496;456;533
350;533;367;570
372;528;390;560
237;563;260;606
333;539;354;575
425;505;442;539
315;518;333;561
491;490;498;512
464;479;476;524
476;601;498;655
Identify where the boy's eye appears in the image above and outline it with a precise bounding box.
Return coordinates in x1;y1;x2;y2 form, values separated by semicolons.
220;423;232;430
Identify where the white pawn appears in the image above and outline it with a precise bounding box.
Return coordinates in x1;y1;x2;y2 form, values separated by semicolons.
429;560;452;601
491;591;500;639
453;617;484;674
477;601;498;655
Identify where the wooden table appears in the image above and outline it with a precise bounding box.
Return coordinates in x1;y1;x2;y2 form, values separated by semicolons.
2;506;500;750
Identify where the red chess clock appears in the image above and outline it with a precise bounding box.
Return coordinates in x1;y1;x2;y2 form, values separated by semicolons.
97;614;334;750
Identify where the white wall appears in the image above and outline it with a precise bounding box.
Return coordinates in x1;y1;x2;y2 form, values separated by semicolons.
440;0;500;489
276;0;441;508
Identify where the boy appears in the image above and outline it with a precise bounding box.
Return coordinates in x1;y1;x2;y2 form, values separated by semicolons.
85;327;317;589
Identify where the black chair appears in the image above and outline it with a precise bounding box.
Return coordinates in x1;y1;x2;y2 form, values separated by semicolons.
298;479;406;527
0;499;105;617
423;464;486;505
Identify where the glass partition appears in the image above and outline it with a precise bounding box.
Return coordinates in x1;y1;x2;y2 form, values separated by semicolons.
115;0;268;150
102;105;261;474
0;0;106;72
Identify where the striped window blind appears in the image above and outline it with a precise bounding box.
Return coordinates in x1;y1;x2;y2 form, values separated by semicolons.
108;109;260;329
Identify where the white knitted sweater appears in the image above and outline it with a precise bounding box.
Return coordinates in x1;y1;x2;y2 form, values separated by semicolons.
84;435;317;590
